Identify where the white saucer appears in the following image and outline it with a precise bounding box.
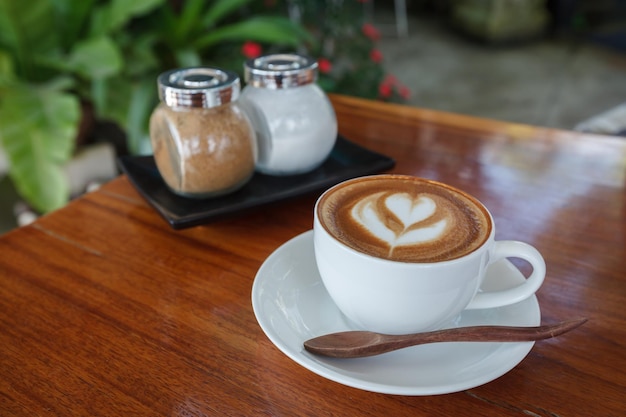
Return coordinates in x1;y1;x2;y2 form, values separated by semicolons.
251;231;540;395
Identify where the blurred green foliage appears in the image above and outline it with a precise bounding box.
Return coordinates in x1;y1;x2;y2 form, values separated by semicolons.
0;0;309;212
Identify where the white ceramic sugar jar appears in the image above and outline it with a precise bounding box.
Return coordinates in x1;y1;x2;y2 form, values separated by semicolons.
239;53;337;176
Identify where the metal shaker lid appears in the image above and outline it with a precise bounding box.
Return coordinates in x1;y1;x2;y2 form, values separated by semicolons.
157;67;240;108
244;54;318;89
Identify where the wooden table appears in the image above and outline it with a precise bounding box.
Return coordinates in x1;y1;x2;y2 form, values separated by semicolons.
1;94;624;416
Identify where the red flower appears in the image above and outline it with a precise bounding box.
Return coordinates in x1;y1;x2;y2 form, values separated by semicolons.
398;85;411;100
383;74;398;86
318;58;332;74
242;41;262;59
362;23;380;42
369;49;383;63
378;82;392;98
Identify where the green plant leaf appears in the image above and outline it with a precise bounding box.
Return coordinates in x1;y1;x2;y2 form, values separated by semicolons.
49;0;97;49
0;49;15;85
96;75;159;155
33;36;123;82
201;0;253;28
172;0;206;42
115;31;160;77
109;0;165;31
175;48;202;68
0;81;79;212
90;77;107;118
93;78;132;132
194;16;313;50
0;0;57;51
126;78;157;155
68;36;123;79
90;0;164;36
317;76;336;92
0;0;59;79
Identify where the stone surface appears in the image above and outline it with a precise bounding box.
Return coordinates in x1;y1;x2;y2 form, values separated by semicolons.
378;12;626;129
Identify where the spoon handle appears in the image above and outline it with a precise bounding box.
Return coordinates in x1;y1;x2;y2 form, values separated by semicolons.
304;318;587;358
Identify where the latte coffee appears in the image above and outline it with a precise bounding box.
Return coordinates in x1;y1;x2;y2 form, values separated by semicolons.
317;175;492;262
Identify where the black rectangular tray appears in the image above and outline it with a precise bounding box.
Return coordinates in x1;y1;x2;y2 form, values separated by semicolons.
117;135;395;229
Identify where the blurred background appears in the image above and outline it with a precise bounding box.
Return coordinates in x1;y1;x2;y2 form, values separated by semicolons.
1;0;625;235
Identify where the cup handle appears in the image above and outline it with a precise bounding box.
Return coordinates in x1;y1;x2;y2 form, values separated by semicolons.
465;241;546;310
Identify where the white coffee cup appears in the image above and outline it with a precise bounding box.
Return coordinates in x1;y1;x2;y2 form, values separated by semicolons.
313;175;545;335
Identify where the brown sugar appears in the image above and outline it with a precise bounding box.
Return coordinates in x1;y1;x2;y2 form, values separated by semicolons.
150;103;256;197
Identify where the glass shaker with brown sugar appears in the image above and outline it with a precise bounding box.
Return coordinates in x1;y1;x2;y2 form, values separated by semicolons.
149;67;257;198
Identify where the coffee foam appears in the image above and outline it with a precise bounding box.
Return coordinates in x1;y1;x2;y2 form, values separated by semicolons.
318;176;491;262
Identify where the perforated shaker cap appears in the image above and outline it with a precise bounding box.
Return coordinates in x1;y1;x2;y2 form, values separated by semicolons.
244;54;318;89
157;67;240;108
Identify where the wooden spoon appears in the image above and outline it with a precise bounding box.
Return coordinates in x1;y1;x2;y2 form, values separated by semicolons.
304;318;587;358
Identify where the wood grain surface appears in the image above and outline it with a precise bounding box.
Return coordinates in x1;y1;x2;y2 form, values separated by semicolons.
0;94;624;416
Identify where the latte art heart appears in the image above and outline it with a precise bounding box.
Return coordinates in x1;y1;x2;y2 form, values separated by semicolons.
317;176;491;262
351;192;450;255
